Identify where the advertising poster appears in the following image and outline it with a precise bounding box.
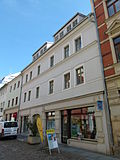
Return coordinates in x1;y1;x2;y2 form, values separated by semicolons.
36;117;43;143
46;129;58;150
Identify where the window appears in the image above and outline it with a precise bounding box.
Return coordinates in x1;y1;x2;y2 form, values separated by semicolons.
107;0;120;17
46;112;55;129
36;87;40;98
37;65;40;75
71;107;96;139
14;83;16;90
8;100;10;107
64;73;70;89
49;80;54;94
113;35;120;62
50;55;54;67
12;99;14;106
73;19;78;27
75;37;81;52
15;97;18;105
44;46;47;52
26;74;28;83
24;92;27;102
17;81;20;88
60;31;64;38
67;24;71;32
64;45;69;58
76;66;84;85
10;86;12;92
28;91;31;101
30;71;32;80
55;35;59;42
40;49;43;55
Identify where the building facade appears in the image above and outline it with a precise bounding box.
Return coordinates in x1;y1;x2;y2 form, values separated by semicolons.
0;84;7;121
4;73;22;121
19;13;111;154
91;0;120;153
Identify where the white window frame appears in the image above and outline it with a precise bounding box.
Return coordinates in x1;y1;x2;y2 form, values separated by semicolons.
62;42;70;60
73;34;83;53
74;64;85;87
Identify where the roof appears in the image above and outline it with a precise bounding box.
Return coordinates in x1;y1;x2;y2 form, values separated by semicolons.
53;12;86;37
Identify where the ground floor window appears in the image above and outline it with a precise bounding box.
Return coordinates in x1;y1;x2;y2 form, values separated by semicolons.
46;111;55;130
61;106;96;143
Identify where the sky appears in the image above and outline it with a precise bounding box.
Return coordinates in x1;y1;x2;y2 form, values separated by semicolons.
0;0;91;80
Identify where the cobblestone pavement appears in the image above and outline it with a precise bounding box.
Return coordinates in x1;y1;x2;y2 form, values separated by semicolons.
0;138;120;160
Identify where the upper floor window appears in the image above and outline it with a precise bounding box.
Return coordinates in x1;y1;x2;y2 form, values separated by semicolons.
14;83;16;90
26;74;28;83
64;45;69;59
49;80;54;94
76;66;84;85
8;100;10;107
107;0;120;17
40;49;44;55
73;19;78;27
64;73;70;89
60;31;64;38
12;98;14;106
28;91;31;101
50;55;54;67
113;35;120;62
67;24;71;32
36;87;40;98
37;65;40;75
17;81;20;88
15;97;18;105
30;71;32;80
10;86;12;92
24;92;27;102
75;37;81;52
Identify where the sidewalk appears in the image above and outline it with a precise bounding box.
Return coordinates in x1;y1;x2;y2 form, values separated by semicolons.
59;144;120;160
17;134;120;160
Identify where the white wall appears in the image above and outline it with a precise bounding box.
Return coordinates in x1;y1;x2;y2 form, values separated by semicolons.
20;16;104;110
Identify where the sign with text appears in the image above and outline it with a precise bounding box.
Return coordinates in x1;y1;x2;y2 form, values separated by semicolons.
46;129;58;150
97;100;103;111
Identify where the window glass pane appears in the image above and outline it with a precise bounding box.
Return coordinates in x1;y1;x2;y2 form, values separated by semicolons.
107;0;116;6
71;107;96;139
76;66;84;85
64;45;69;58
115;0;120;12
64;73;70;89
114;36;120;62
108;5;115;16
75;37;81;52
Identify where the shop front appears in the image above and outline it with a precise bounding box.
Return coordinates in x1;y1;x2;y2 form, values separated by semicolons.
61;106;96;143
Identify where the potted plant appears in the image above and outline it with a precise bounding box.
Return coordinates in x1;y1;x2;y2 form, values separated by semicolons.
27;119;40;144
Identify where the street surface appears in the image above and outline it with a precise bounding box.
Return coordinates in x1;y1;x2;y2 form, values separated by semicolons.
0;138;120;160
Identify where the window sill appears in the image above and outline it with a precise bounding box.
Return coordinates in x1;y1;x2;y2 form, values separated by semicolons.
69;138;97;144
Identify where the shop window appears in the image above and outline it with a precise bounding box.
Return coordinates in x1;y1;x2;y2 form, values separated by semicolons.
107;0;120;17
71;107;96;139
23;116;29;133
46;111;55;129
113;35;120;62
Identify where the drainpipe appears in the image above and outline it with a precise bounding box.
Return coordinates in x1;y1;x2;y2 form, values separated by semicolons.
17;73;23;132
91;0;114;154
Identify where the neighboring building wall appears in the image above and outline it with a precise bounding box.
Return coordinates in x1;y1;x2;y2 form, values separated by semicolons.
4;74;22;121
91;0;120;153
0;84;7;120
19;13;111;154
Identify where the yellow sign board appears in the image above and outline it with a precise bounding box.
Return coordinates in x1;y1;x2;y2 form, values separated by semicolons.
36;117;43;143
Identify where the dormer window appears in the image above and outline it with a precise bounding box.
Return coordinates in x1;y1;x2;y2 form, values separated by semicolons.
60;31;64;38
40;49;43;55
67;24;71;32
107;0;120;17
73;19;78;27
44;46;47;52
55;35;59;42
